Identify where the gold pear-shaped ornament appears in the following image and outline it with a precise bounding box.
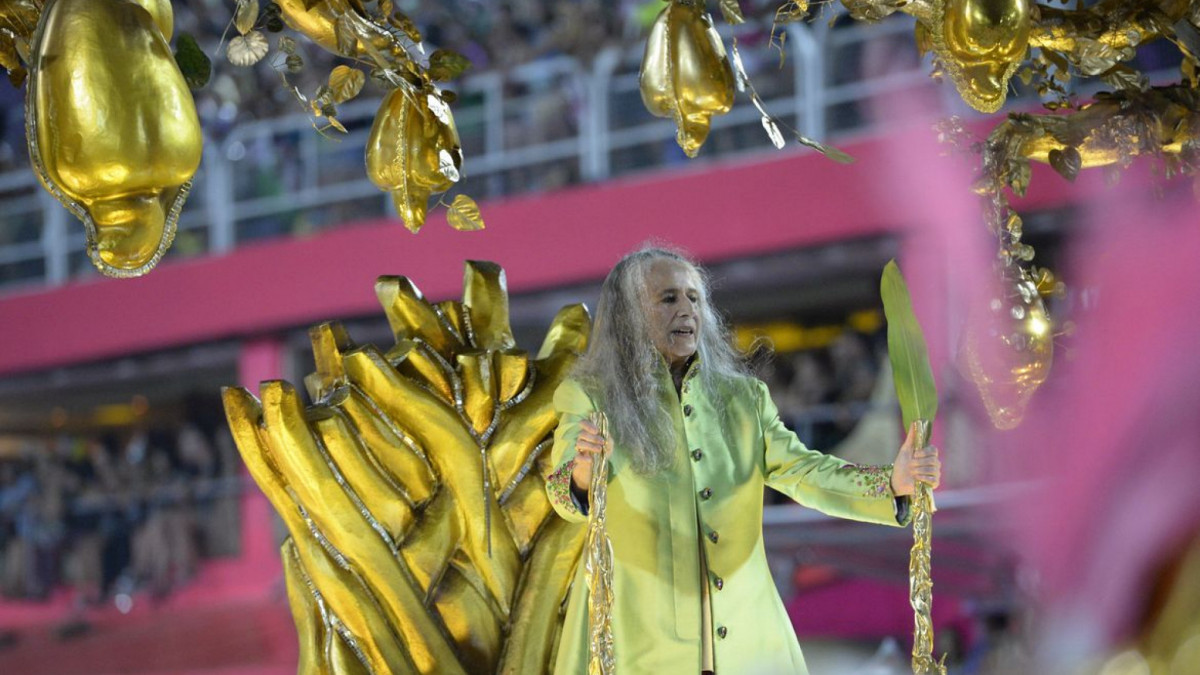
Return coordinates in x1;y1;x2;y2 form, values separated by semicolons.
930;0;1031;113
366;84;463;233
639;0;735;158
26;0;202;278
958;263;1054;429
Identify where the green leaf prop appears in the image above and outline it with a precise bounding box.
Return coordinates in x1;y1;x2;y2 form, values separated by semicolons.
881;260;937;430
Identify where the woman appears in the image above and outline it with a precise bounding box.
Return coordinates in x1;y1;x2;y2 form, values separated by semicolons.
544;247;941;674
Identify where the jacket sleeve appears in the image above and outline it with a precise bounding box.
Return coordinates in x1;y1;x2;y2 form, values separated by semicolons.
544;378;596;523
756;379;910;527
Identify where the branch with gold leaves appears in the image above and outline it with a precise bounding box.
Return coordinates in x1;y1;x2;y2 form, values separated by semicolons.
224;0;482;233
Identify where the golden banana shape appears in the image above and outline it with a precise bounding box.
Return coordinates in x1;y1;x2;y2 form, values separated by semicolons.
640;0;735;158
931;0;1031;113
366;85;463;233
26;0;201;277
224;261;591;674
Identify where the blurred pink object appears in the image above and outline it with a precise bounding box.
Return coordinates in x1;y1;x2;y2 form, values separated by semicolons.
1004;183;1200;666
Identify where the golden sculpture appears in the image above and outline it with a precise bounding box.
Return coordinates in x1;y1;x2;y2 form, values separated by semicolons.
24;0;201;278
640;0;736;158
223;261;591;674
584;411;615;675
366;84;464;233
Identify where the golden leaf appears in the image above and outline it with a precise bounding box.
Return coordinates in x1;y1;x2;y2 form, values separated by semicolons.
760;115;785;149
328;65;365;103
388;11;422;43
334;16;357;56
428;48;471;81
1048;147;1082;182
438;149;460;183
719;0;745;26
447;194;484;232
326;116;347;133
234;0;259;36
227;31;269;66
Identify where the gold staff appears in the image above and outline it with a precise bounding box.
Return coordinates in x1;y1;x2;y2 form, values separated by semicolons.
585;411;616;675
881;261;945;675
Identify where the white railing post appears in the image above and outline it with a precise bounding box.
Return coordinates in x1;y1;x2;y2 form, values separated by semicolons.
206;146;235;254
584;47;621;182
478;71;505;197
789;22;825;141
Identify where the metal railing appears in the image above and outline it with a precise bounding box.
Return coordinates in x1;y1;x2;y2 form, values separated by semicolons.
0;12;937;290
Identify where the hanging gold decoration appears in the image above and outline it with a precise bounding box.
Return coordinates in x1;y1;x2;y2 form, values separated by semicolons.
265;0;483;231
958;263;1054;430
0;0;41;86
366;85;464;233
273;0;395;59
929;0;1031;114
985;84;1200;181
24;0;201;278
640;0;736;158
224;261;592;674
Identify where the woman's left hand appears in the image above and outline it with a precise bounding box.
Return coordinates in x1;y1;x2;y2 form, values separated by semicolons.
890;421;942;497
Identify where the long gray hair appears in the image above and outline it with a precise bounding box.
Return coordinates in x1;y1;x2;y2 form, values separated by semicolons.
572;247;749;474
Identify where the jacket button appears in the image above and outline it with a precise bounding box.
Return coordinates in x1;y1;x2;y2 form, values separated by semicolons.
683;404;693;416
708;530;719;544
717;626;727;639
699;487;712;500
691;449;702;461
714;576;724;590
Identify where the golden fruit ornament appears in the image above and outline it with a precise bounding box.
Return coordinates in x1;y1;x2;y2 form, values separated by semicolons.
26;0;202;278
932;0;1031;113
639;0;735;158
127;0;174;42
366;85;463;233
959;264;1054;429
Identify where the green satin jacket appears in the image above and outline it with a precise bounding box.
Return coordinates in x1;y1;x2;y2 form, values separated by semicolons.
544;362;909;674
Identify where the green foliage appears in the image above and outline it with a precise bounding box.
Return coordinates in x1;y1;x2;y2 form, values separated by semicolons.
174;32;211;89
881;260;938;431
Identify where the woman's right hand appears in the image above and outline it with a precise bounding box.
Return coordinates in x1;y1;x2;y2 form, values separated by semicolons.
571;419;607;492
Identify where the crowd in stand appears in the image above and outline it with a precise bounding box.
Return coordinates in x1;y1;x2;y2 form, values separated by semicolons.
757;330;887;446
0;417;240;611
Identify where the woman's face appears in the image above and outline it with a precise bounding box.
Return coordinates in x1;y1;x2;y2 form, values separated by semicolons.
643;259;701;369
